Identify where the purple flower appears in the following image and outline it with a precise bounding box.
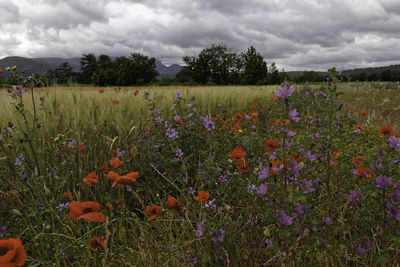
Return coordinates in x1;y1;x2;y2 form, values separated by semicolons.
166;128;178;140
175;149;183;158
202;115;215;131
289;107;301;122
211;228;225;245
247;184;257;195
391;187;400;205
278;211;293;226
265;239;273;247
319;91;327;98
305;150;317;162
287;130;296;137
59;248;66;257
322;217;333;226
155;116;163;123
274;85;295;99
152;108;160;115
355;236;372;255
34;167;38;175
289;161;302;176
219;175;227;183
56;202;69;211
338;103;344;110
174;91;182;100
346;190;361;202
374;175;392;189
300;179;315;194
15;154;24;166
292;202;311;218
387;136;400;151
258;167;269;180
0;226;6;238
387;202;400;220
196;220;205;236
257;183;268;195
188;187;195;195
68;140;77;148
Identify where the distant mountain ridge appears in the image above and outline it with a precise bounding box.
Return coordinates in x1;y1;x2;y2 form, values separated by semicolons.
0;56;182;76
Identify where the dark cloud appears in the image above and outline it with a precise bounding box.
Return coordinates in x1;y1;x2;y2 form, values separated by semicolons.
0;0;399;70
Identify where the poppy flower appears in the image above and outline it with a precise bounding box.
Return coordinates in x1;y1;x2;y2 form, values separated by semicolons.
354;125;365;131
111;99;120;105
357;167;375;182
229;146;246;161
105;203;113;210
133;90;139;96
195;191;210;202
167;196;183;213
110;150;118;157
110;157;123;168
352;155;365;168
98;89;105;93
145;126;151;132
270;97;276;102
0;68;2;75
84;172;99;184
101;163;110;171
90;236;105;249
379;125;394;136
159;95;165;99
331;150;340;159
250;105;256;109
235;113;243;121
251;112;258;118
305;114;313;119
73;142;85;151
360;110;368;116
63;192;72;198
0;238;26;266
275;119;283;126
69;201;106;222
145;205;162;221
107;171;139;188
265;139;279;152
237;158;250;173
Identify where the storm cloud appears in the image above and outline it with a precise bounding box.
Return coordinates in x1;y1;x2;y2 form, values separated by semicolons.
0;0;399;70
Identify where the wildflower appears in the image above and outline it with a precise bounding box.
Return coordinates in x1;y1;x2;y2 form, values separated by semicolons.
133;90;139;96
387;135;400;151
211;229;225;245
360;110;368;116
0;238;26;266
83;172;98;184
98;89;104;93
352;155;365;168
288;107;301;122
101;163;110;171
229;146;246;160
195;191;210;202
145;205;162;221
257;183;268;195
275;85;295;99
354;125;365;131
278;211;293;226
167;196;183;213
174;91;182;100
166;127;178;140
390;187;400;204
270;97;276;102
386;202;400;220
14;154;24;166
346;190;361;202
300;179;315;194
0;226;6;238
111;99;120;105
355;236;372;255
379;125;394;136
322;217;333;226
265;139;279;152
68;140;77;148
258;167;270;180
56;202;69;211
107;171;139;188
73;142;85;151
356;167;375;182
319;91;327;98
110;157;123;168
202;115;215;131
237;158;250;173
0;68;2;74
374;175;392;189
196;220;205;236
175;149;184;158
105;203;113;210
69;201;106;222
90;236;105;249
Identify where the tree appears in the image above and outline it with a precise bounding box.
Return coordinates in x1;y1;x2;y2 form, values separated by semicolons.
183;43;240;84
240;46;268;85
47;62;75;85
79;53;98;84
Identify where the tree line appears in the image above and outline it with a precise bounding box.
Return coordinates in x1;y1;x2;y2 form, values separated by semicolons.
41;44;288;86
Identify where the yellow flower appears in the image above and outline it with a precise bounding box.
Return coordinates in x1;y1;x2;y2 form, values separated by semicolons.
53;134;64;142
5;67;10;71
12;65;17;70
238;129;243;133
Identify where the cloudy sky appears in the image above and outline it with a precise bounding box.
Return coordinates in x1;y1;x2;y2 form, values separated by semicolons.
1;0;400;70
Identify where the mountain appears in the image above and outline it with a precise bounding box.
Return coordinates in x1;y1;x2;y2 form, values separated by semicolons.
0;56;182;77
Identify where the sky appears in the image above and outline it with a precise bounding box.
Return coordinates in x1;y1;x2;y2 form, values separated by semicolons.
1;0;400;71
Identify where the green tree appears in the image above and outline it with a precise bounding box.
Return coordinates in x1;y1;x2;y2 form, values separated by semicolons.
79;53;98;84
47;62;75;85
240;46;268;85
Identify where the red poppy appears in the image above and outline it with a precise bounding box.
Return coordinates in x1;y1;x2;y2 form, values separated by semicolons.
133;90;139;96
235;113;243;121
111;99;120;105
250;105;256;109
69;201;106;222
0;68;3;75
352;155;365;168
275;119;282;126
0;238;26;266
265;139;279;152
84;172;99;184
167;196;183;213
237;158;250;173
331;150;340;159
360;110;368;116
145;126;151;132
98;89;105;93
101;163;110;170
354;125;365;131
110;150;118;157
229;146;246;161
63;192;72;198
73;142;85;151
90;236;105;249
357;167;375;182
107;171;139;188
159;95;165;99
305;114;313;119
270;97;275;102
145;205;162;221
110;157;123;168
195;191;210;202
379;125;394;136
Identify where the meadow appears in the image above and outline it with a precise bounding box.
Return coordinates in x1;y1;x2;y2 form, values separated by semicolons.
1;70;400;266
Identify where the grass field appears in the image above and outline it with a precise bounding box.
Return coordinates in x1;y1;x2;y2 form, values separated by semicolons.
1;78;400;266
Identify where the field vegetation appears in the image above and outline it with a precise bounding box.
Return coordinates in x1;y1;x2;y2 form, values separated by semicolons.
0;68;400;266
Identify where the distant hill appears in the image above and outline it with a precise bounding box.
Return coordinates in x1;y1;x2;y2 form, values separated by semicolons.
0;56;182;77
342;64;400;75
